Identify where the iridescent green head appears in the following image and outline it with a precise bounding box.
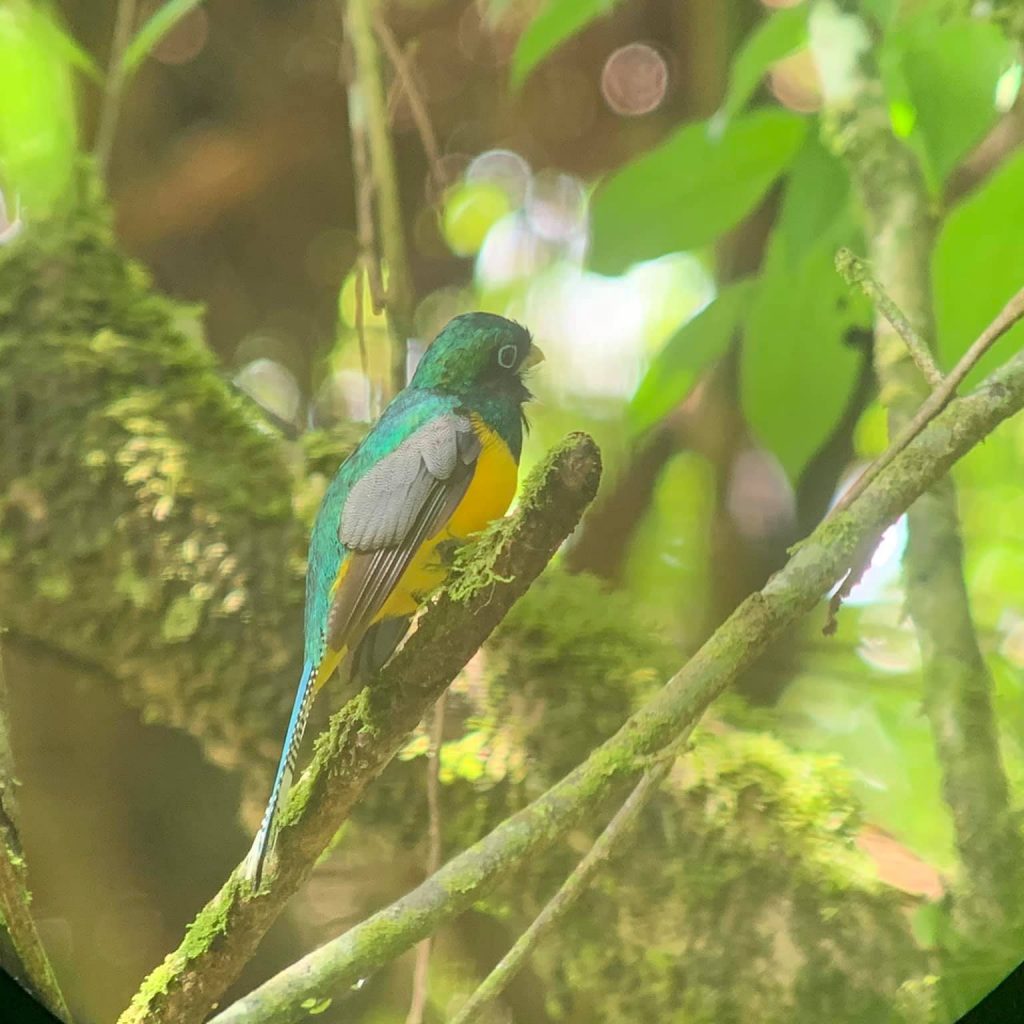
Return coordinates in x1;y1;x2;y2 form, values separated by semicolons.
410;312;542;402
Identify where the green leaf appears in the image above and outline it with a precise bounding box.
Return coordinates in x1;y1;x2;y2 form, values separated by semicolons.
33;4;102;82
0;1;78;212
773;128;850;263
511;0;620;88
714;4;809;127
888;17;1012;187
588;109;806;276
740;215;868;481
628;281;754;435
121;0;205;77
933;149;1024;387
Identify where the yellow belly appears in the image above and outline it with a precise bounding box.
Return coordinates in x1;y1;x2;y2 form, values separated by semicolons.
376;419;518;618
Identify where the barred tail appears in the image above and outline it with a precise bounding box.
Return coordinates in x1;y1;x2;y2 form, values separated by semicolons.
243;661;318;888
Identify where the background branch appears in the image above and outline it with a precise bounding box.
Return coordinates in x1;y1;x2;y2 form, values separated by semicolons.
344;0;416;398
810;0;1024;933
116;434;601;1024
211;341;1024;1024
404;692;446;1024
374;14;443;189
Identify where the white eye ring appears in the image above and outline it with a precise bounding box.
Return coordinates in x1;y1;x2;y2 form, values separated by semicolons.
497;343;518;369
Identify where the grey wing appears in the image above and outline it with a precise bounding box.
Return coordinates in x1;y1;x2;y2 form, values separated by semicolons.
324;413;480;655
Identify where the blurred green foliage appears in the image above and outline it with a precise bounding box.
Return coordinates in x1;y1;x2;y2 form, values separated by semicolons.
0;1;79;212
5;0;1024;1020
588;109;806;275
510;0;623;88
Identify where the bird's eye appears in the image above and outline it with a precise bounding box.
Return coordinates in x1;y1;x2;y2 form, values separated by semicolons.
497;343;519;370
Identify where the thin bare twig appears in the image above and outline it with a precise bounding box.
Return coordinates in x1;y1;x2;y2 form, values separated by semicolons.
450;730;691;1024
835;249;943;388
405;692;447;1024
94;0;139;175
945;94;1024;208
831;280;1024;518
373;16;444;190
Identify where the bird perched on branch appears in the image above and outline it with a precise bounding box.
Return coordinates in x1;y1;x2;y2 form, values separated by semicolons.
243;312;542;886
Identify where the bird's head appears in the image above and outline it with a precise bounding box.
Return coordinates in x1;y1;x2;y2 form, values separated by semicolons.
409;312;543;403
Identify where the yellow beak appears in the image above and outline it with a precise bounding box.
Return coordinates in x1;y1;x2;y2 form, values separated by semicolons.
524;344;545;368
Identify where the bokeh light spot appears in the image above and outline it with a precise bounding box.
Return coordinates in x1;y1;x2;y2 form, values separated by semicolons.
475;213;543;287
151;5;209;66
466;148;531;208
443;181;511;256
525;170;585;242
601;42;668;117
234;358;301;425
768;48;821;113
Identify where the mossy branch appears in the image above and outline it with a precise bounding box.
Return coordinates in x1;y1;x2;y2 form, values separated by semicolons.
810;0;1024;932
209;346;1024;1024
0;634;72;1023
115;434;602;1024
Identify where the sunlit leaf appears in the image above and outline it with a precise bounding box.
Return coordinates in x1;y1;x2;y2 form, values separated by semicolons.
887;17;1012;187
511;0;621;88
933;149;1024;386
740;214;868;481
121;0;205;77
588;109;806;276
714;3;810;127
0;1;78;212
628;280;754;436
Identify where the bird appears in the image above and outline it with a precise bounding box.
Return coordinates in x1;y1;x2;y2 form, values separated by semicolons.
243;311;543;886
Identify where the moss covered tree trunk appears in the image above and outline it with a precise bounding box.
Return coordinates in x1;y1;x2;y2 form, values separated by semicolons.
0;190;343;821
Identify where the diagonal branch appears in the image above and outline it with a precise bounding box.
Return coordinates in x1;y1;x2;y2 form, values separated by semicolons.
116;434;602;1024
209;338;1024;1024
835;248;943;388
